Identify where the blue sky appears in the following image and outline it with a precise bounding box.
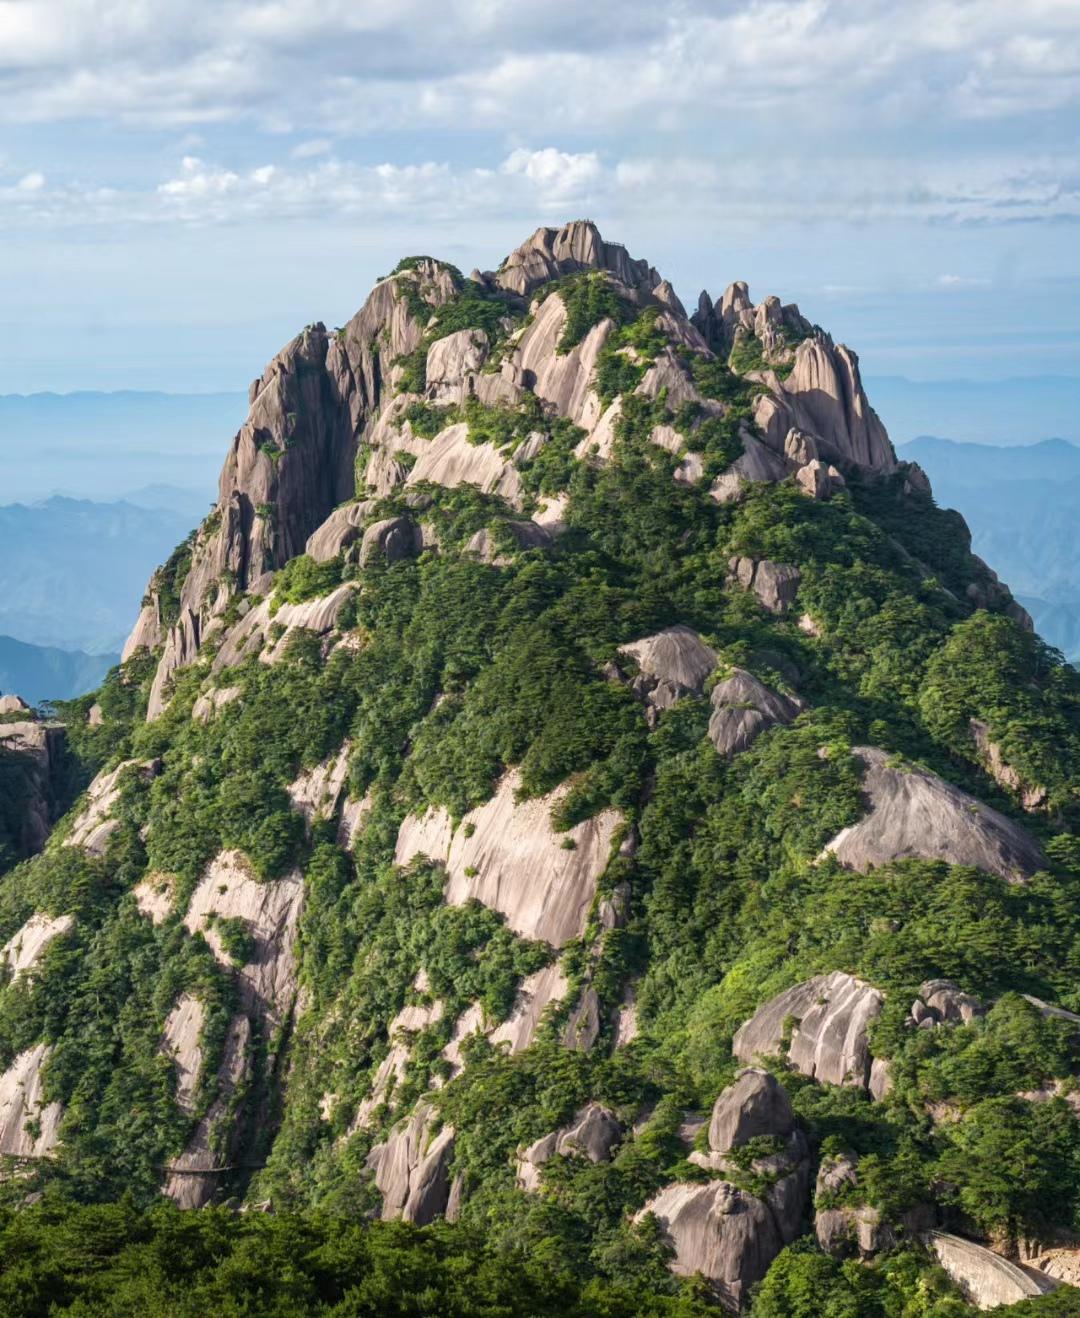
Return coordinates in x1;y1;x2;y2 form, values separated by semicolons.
0;0;1078;394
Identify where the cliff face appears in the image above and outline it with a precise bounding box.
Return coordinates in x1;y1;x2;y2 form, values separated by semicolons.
7;220;1080;1313
0;696;69;868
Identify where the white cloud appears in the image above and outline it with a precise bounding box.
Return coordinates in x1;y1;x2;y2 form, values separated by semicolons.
0;0;1077;135
501;148;601;200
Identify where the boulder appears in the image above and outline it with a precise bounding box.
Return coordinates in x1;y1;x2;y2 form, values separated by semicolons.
464;520;551;565
708;668;802;758
634;1181;786;1311
728;557;801;613
814;1153;891;1257
911;979;986;1028
359;517;422;567
822;746;1046;883
732;971;884;1092
517;1102;622;1191
0;695;29;715
367;1102;455;1225
619;626;718;714
708;1068;796;1154
305;501;377;563
928;1232;1056;1309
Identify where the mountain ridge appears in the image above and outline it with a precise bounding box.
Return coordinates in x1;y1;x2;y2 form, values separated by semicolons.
1;219;1079;1315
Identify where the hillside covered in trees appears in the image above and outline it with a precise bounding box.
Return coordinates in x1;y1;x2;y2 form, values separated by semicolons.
1;221;1078;1315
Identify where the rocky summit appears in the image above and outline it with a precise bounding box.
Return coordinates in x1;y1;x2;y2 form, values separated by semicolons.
2;219;1080;1314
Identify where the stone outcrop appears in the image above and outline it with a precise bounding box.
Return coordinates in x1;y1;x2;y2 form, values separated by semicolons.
517;1102;622;1191
65;758;160;855
822;747;1046;883
911;979;985;1028
305;500;377;563
639;1069;809;1309
133;872;175;924
0;1042;63;1157
464;520;551;565
443;771;622;947
505;293;610;430
161;994;205;1115
395;771;622;948
0;715;67;856
928;1232;1056;1309
814;1153;891;1257
164;1013;251;1208
426;329;489;402
618;626;718;715
732;972;886;1094
366;1101;455;1225
708;668;802;758
1;911;74;979
353;983;445;1130
728;557;801;614
489;961;570;1055
491;220;660;299
287;741;352;825
183;850;303;1030
405;422;522;506
191;684;242;723
970;719;1047;812
358;516;423;567
635;1182;788;1311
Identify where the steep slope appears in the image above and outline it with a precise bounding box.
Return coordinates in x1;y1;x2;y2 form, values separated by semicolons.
3;221;1079;1315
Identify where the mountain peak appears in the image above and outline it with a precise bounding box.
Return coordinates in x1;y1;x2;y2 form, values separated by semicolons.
489;218;661;297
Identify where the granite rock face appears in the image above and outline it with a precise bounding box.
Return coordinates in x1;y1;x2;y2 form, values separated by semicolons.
911;979;986;1028
814;1152;892;1257
0;1042;63;1157
928;1232;1056;1309
728;557;801;614
822;746;1046;883
708;668;802;758
491;220;660;298
0;715;67;857
517;1102;622;1191
367;1101;455;1225
732;971;885;1092
619;626;718;715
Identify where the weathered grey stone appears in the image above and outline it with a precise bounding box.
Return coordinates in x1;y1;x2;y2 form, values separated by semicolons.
708;1068;795;1154
305;500;377;563
634;1181;785;1311
562;986;601;1051
708;668;802;758
728;557;801;613
928;1232;1056;1308
405;422;522;507
822;746;1046;883
1;912;74;979
493;220;660;299
366;1102;455;1225
970;718;1047;812
465;520;551;565
359;517;422;566
911;979;986;1027
814;1153;892;1257
732;971;884;1092
619;626;718;713
65;758;160;856
0;718;67;855
517;1101;622;1191
0;1042;63;1157
425;328;488;402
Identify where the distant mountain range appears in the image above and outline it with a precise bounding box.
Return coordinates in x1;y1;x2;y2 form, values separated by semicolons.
867;375;1080;446
0;634;115;707
0;493;201;656
900;435;1080;661
0;389;244;505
